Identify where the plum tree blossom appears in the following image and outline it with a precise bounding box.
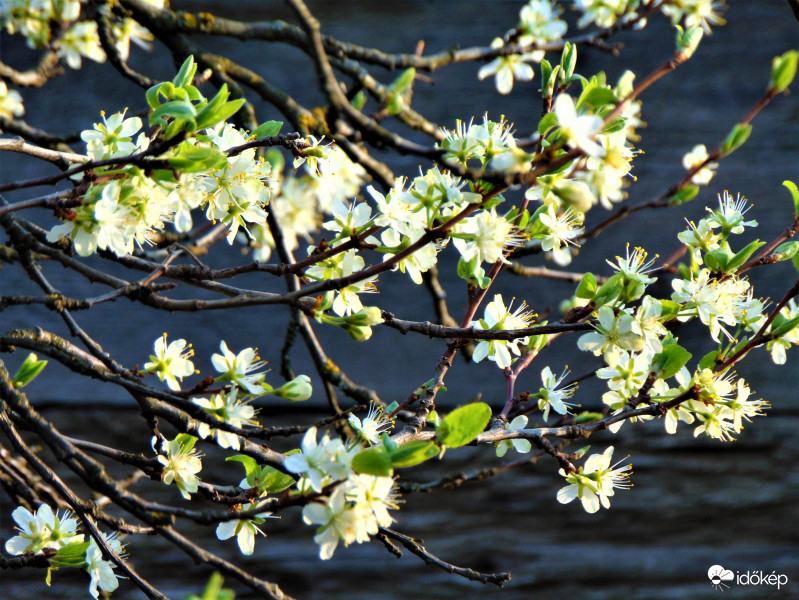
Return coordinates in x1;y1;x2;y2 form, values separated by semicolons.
495;415;533;456
157;435;203;500
142;334;195;391
557;447;632;513
553;93;605;157
2;4;798;598
682;143;718;185
211;341;268;395
471;294;536;368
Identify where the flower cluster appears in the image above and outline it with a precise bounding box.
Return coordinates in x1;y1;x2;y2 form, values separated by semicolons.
573;0;643;29
557;447;632;513
478;1;567;94
4;504;121;599
5;504;83;555
46;111;275;256
302;474;398;560
0;0;161;70
0;80;24;126
284;423;400;560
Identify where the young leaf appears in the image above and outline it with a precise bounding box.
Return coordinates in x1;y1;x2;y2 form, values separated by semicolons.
698;350;719;370
352;446;393;477
253;120;284;139
173;56;197;88
226;455;258;483
150;100;197;129
783;180;799;214
168;143;227;172
538;111;558;136
769;241;799;262
257;466;296;493
652;345;692;379
725;239;765;273
435;402;491;448
12;353;47;388
658;299;682;322
560;42;576;81
770;50;799;93
668;185;699;205
351;90;366;111
592;272;624;306
389;441;439;468
769;314;799;339
575;272;597;299
578;86;617;110
719;123;752;157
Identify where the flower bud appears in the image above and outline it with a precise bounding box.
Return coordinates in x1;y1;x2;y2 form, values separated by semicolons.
553;179;594;213
275;375;313;401
344;324;373;342
675;25;703;63
349;306;383;326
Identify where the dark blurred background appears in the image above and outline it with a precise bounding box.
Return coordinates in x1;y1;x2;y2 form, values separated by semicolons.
1;1;797;598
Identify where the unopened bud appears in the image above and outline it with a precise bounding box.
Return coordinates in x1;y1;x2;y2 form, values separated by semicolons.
274;375;313;401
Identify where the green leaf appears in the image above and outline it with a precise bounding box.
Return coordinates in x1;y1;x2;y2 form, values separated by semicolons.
601;117;627;134
652;344;692;379
168;144;227;172
704;247;730;273
698;350;719;370
770;50;799;93
388;67;416;94
173;56;197;89
668;185;699;205
658;299;682;322
183;572;235;600
540;59;552;91
770;241;799;262
351;90;366;111
770;314;799;339
783;180;799;214
226;455;258;481
593;272;624;306
175;433;197;451
719;123;752;157
725;239;765;273
195;85;245;130
435;402;491;448
538;111;558;136
258;466;296;493
352;446;393;477
150;100;197;129
12;352;47;388
146;82;172;109
380;432;398;453
542;64;561;99
389;441;439;468
578;86;617;109
571;444;591;458
253;120;284;139
575;272;597;299
384;67;416;115
560;42;577;81
574;412;602;424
